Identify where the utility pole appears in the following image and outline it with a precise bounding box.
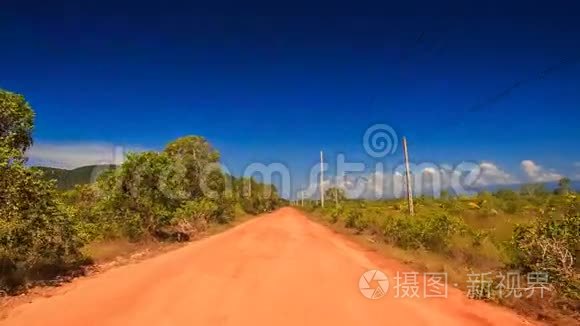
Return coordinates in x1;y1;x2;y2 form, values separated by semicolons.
247;178;252;197
402;137;415;216
301;188;304;206
320;150;325;207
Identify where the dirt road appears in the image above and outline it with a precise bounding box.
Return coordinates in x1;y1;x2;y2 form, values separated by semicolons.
1;207;530;325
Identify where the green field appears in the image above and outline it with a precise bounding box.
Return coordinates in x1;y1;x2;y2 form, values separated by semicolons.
302;188;579;322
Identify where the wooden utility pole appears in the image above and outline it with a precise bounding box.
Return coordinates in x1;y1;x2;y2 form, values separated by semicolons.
402;137;415;216
320;150;325;207
301;189;304;206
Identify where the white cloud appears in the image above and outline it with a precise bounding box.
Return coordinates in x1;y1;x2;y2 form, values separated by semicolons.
475;162;519;186
26;142;148;169
304;171;405;200
574;162;580;168
520;160;562;183
299;159;575;200
422;167;437;174
302;161;530;200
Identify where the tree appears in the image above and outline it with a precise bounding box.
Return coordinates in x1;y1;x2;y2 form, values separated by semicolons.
0;89;34;155
164;136;221;199
96;151;176;238
325;187;346;206
494;189;518;200
0;90;83;292
520;183;548;197
93;146;235;238
555;177;572;195
0;164;82;264
230;176;281;214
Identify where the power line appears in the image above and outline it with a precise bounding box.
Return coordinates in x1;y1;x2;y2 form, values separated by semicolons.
468;55;580;113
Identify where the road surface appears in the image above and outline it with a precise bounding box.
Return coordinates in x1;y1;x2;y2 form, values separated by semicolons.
1;207;530;325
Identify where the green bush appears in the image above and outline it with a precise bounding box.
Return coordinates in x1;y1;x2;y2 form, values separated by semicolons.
383;213;464;251
329;205;344;224
510;211;580;298
0;164;85;293
501;200;522;214
240;197;259;215
165;198;219;240
344;209;360;229
214;196;236;223
61;184;113;242
0;89;87;293
494;189;519;201
340;209;369;232
234;178;281;215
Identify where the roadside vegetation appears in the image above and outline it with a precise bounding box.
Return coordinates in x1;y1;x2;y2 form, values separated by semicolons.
303;185;579;322
0;89;281;294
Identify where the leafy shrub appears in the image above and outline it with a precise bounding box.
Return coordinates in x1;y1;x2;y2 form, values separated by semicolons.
210;196;236;224
501;200;522;214
0;89;88;293
344;210;356;228
61;184;113;242
470;229;490;247
382;215;422;249
329;205;344;223
344;209;365;230
510;211;580;298
235;179;281;215
166;199;219;239
0;164;85;293
383;213;464;251
439;198;462;214
494;189;519;201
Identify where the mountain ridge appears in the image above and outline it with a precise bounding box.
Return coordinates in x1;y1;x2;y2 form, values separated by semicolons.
34;164;116;190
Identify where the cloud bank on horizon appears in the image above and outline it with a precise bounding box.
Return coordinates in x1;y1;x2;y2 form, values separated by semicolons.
306;159;576;199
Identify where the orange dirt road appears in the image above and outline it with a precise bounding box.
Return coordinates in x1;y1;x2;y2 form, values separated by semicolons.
1;207;531;326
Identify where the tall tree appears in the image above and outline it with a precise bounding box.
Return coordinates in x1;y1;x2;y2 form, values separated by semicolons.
164;136;221;198
1;90;83;292
555;177;572;195
520;183;548;197
0;89;34;156
325;187;346;206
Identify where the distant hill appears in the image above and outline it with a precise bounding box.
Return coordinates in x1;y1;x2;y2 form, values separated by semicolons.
473;180;580;194
34;165;116;190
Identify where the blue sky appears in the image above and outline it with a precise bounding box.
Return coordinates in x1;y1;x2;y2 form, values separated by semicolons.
1;1;579;196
